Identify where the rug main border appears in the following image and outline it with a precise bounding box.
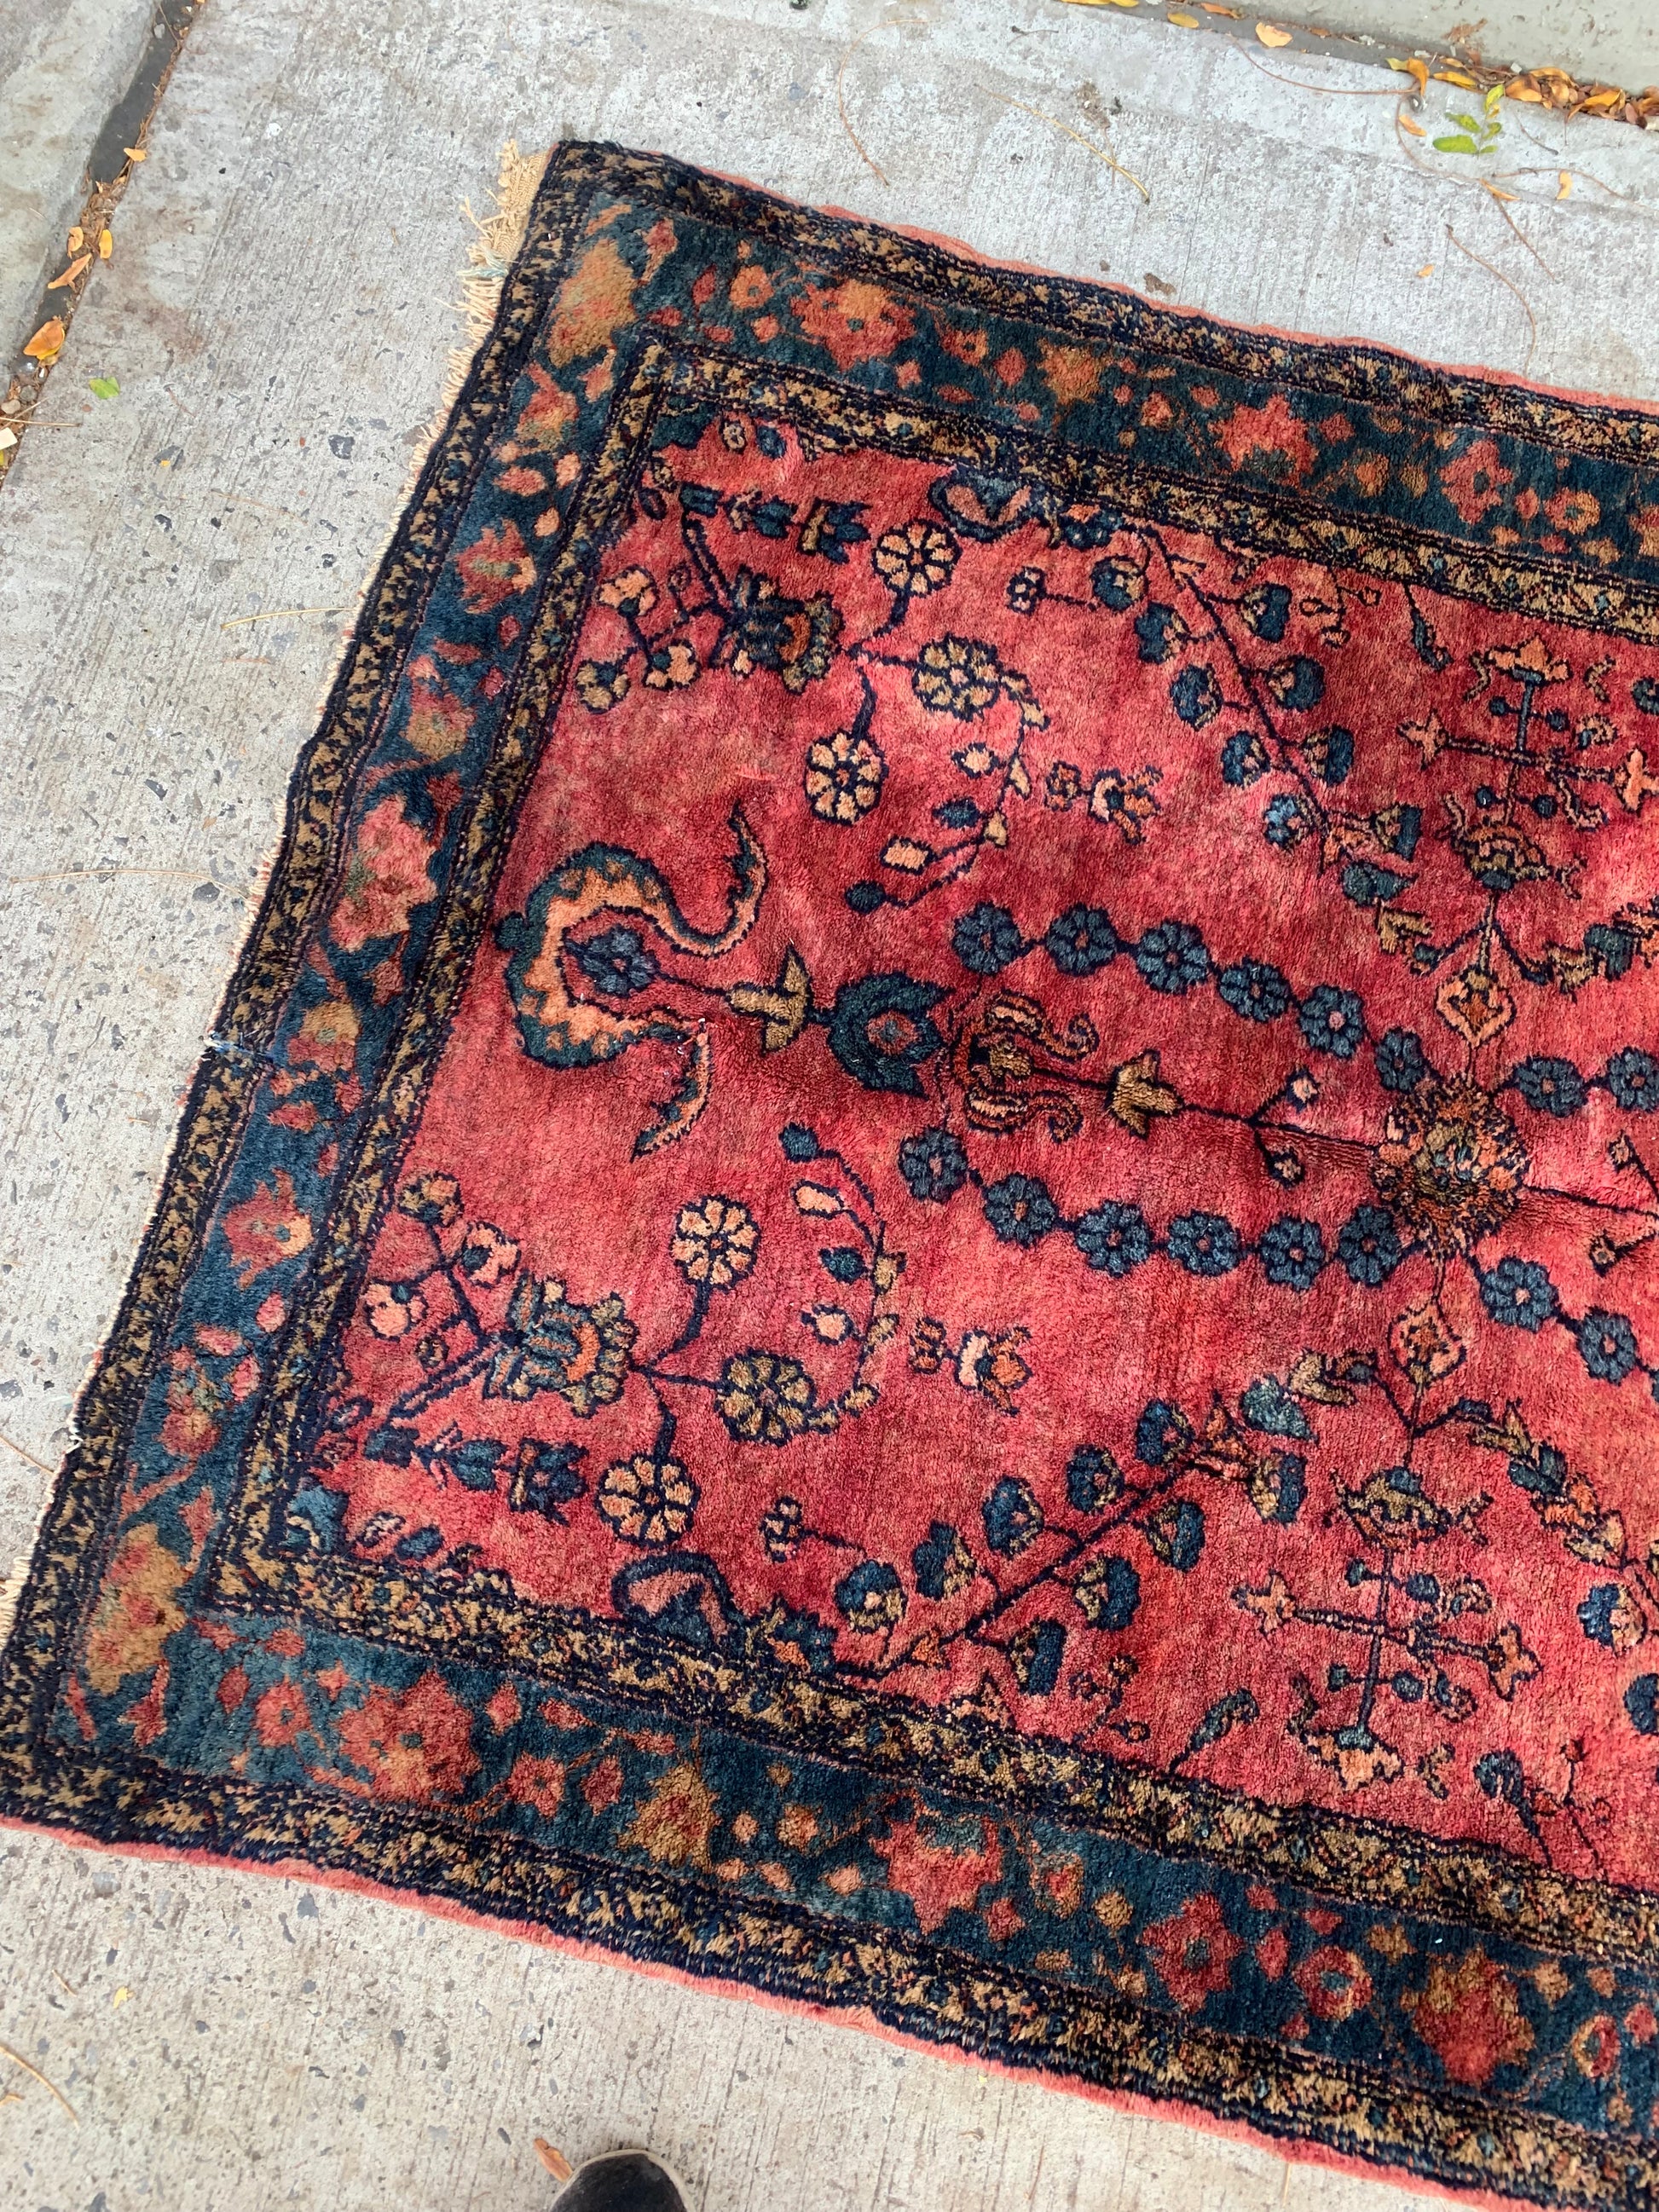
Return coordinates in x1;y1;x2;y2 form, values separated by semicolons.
6;141;1659;2209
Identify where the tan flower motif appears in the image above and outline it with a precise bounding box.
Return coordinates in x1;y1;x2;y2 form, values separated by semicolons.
804;726;887;823
364;1281;426;1339
597;565;658;617
669;1195;759;1289
619;1762;718;1868
871;520;959;598
597;1455;700;1545
1488;634;1569;684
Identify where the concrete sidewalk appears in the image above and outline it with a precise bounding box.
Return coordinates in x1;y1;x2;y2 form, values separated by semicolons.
2;2;1657;2206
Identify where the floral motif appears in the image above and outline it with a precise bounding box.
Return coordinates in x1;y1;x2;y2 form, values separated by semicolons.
805;726;886;823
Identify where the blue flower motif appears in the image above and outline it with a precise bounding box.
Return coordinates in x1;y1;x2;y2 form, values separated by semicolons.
1009;1618;1066;1694
1374;1028;1428;1094
761;1607;837;1674
1577;1308;1640;1384
1480;1257;1557;1332
1636;678;1659;717
1074;1201;1152;1276
1136;1400;1193;1466
1142;1497;1205;1570
573;925;659;998
1240;581;1291;641
1170;664;1223;728
1134;603;1183;661
1259;1216;1325;1291
1263;793;1310;847
1218;959;1291;1024
1073;1554;1141;1631
1305;725;1354;785
1167;1211;1241;1277
1298;984;1365;1060
1626;1673;1659;1736
1265;656;1326;710
898;1126;969;1202
1338;1205;1402;1285
983;1174;1060;1246
1606;1048;1659;1112
911;1521;974;1601
826;973;947;1094
1221;730;1269;786
1066;1444;1123;1513
834;1559;905;1632
1579;1583;1637;1650
780;1123;822;1161
982;1476;1043;1557
1062;505;1123;548
1511;1055;1586;1117
1044;904;1119;976
952;901;1025;975
1135;919;1210;995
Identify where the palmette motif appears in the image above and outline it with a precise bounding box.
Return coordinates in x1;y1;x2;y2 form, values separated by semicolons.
10;145;1659;2206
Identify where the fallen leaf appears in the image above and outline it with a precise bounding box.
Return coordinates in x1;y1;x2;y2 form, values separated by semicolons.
1483;182;1518;201
23;317;65;361
1557;170;1572;198
0;428;16;453
1390;57;1430;96
111;1986;132;2009
533;2140;574;2182
89;377;120;399
66;226;84;251
1200;3;1242;13
1398;112;1425;136
1415;263;1435;277
124;146;147;160
1434;68;1478;88
1255;20;1292;44
1505;76;1544;102
1168;8;1199;20
47;253;92;291
98;228;113;259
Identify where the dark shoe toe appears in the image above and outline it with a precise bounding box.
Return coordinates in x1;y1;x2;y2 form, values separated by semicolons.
556;2148;689;2212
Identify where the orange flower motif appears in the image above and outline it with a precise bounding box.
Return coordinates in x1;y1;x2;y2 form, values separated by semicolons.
1408;1949;1534;2086
1295;1943;1373;2023
618;1762;718;1868
253;1678;311;1749
871;1811;1003;1935
1142;1892;1242;2013
1439;437;1513;524
334;1670;480;1804
84;1524;188;1695
1217;393;1316;483
506;1754;567;1818
223;1170;314;1288
456;518;535;615
791;279;915;371
329;799;436;952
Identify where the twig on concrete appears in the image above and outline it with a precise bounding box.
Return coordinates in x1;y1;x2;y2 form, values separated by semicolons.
1237;51;1402;97
978;90;1150;201
837;22;897;186
0;2038;79;2122
0;1429;55;1477
1480;182;1557;279
1446;222;1538;373
219;605;352;629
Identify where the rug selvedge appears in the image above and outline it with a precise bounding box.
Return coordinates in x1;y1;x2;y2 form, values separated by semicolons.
9;142;1659;2203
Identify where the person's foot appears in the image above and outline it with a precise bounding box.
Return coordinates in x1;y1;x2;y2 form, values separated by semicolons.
554;2148;689;2212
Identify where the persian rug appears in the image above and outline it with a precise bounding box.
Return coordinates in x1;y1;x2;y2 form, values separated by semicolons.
9;141;1659;2208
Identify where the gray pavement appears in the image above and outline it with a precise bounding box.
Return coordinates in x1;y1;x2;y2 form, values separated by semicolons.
2;1;1658;2207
